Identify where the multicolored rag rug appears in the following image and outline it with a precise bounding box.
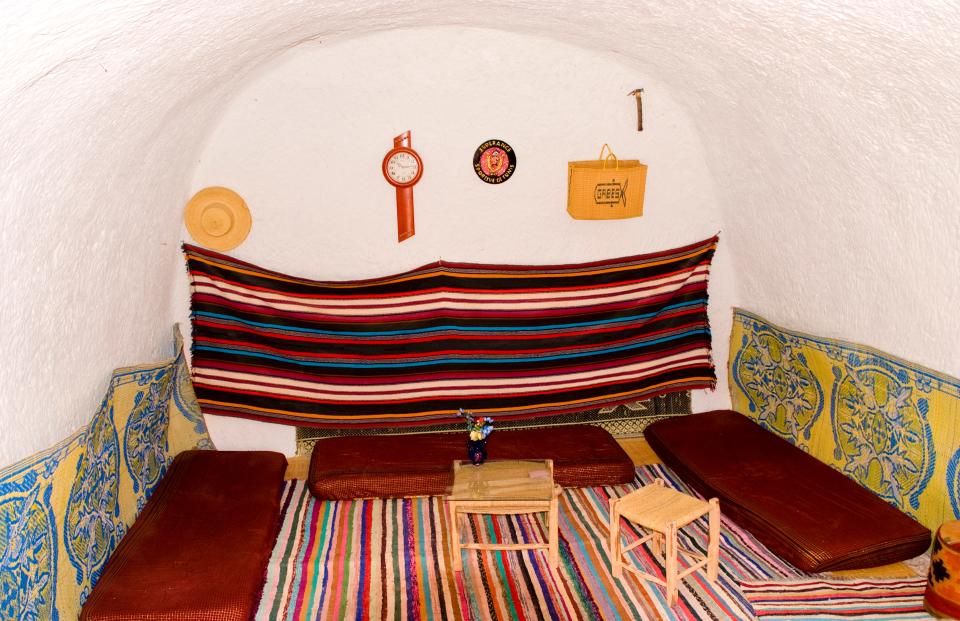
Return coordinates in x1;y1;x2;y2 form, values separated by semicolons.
739;577;932;619
185;237;717;429
256;464;800;620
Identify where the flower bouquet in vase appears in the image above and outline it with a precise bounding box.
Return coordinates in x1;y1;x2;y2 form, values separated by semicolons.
458;408;494;466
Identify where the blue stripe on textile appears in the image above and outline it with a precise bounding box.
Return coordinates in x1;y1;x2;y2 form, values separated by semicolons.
403;501;417;620
560;494;625;616
194;328;710;369
310;499;339;617
526;549;560;620
415;499;435;621
193;299;705;338
575;487;649;619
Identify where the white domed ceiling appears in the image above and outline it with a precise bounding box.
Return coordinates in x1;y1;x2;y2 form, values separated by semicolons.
1;1;958;463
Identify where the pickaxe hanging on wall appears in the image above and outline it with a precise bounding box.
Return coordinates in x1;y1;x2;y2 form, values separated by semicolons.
628;88;644;131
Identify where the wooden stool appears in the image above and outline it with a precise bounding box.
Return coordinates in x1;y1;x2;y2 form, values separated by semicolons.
609;479;720;606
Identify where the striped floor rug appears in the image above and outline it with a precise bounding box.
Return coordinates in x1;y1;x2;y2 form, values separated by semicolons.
739;577;932;620
256;464;801;620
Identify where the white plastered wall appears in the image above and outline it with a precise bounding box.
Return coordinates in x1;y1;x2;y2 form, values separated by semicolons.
182;27;731;453
2;1;959;466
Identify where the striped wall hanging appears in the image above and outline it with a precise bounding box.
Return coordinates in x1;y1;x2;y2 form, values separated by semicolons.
184;236;718;429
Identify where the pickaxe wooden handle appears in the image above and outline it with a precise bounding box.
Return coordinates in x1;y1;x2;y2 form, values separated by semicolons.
628;88;644;131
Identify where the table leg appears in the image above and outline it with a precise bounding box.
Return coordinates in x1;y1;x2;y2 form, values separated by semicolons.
448;500;462;571
549;488;560;568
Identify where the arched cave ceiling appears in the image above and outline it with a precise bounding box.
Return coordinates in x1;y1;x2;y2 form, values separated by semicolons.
1;1;959;462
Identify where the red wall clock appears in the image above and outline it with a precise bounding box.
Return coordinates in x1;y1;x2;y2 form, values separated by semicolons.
382;131;423;242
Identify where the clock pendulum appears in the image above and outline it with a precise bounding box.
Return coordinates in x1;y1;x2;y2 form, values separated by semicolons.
381;131;423;242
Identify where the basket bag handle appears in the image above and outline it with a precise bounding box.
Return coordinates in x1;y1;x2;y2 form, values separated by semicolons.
598;143;620;170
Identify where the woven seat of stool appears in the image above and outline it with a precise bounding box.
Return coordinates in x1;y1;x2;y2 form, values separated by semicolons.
617;484;712;532
609;478;720;607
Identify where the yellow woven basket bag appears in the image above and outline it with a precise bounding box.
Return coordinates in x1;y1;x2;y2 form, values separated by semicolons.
567;144;647;220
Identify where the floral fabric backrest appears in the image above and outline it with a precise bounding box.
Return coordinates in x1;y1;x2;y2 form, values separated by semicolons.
0;325;213;620
730;308;960;533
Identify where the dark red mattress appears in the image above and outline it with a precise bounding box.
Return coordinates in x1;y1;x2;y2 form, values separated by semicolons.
81;450;287;621
308;425;635;500
645;410;931;572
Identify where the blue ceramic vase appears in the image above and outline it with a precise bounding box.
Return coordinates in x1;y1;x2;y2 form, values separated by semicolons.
467;439;488;466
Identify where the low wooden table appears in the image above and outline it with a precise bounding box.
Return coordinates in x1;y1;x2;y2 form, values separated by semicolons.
446;459;562;570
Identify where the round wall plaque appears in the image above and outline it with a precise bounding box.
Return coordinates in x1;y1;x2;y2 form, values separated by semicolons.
473;139;516;184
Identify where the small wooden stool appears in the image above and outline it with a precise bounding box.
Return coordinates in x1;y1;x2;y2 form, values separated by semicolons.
609;479;720;606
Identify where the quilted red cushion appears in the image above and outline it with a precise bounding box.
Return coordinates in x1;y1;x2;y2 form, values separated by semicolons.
645;410;931;572
308;425;635;499
81;450;287;621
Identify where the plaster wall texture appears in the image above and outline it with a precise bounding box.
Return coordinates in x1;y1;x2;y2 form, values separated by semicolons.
185;27;730;453
2;1;958;465
0;1;381;465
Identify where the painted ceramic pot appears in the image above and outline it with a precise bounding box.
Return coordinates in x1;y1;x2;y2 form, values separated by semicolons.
467;439;487;466
926;520;960;618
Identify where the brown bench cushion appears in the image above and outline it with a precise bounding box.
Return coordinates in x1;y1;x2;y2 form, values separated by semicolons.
308;425;635;500
644;410;931;572
81;450;287;621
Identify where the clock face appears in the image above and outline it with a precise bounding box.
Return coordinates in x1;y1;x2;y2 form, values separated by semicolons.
385;150;421;185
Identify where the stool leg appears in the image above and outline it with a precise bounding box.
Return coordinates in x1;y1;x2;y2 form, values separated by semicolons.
707;498;720;582
649;480;664;558
665;521;678;607
549;486;560;568
609;497;622;578
448;500;462;571
651;532;663;558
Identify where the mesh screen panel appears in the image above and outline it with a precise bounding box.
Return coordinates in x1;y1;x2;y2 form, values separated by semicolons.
296;392;691;455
